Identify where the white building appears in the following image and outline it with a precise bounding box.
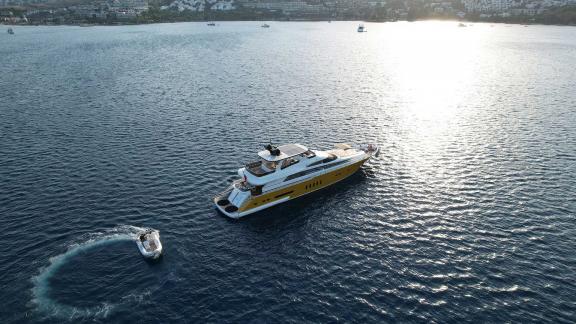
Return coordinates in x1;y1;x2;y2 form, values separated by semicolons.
161;0;236;12
464;0;572;14
162;0;205;12
212;0;235;10
463;0;511;13
241;1;328;15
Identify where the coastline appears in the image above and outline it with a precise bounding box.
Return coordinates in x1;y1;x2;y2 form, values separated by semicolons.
2;18;576;28
1;10;576;324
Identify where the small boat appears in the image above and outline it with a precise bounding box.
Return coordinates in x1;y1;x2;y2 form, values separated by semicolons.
261;23;270;28
207;22;216;26
7;28;14;35
357;24;366;32
214;143;379;218
136;229;163;259
458;23;467;27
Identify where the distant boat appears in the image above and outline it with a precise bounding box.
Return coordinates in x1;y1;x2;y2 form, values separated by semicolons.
357;24;366;32
458;23;467;27
207;22;216;26
7;28;14;34
261;23;270;28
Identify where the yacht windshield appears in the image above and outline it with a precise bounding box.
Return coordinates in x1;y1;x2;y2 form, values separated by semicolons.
263;160;277;171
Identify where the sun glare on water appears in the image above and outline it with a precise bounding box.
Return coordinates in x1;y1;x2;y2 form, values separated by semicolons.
370;21;494;177
384;22;491;118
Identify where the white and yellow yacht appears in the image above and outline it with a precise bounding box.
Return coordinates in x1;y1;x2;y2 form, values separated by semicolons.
214;143;379;218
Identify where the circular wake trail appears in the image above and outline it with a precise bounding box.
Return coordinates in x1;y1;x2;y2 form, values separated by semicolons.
30;225;146;320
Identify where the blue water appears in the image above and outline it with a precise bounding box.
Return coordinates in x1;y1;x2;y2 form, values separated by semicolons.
1;21;575;323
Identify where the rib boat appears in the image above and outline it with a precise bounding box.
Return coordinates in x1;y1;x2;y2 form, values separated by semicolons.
136;229;163;259
214;143;379;218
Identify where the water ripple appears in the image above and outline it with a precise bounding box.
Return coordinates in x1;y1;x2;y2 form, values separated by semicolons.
1;21;575;323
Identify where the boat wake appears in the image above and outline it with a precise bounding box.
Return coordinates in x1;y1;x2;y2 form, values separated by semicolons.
30;225;147;320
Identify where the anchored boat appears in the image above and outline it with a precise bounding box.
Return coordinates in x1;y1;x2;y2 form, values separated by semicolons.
214;143;379;218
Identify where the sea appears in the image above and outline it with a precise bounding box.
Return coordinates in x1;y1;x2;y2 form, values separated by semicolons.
1;21;575;323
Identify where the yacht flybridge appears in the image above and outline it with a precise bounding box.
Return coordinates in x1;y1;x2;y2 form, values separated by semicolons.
214;143;379;218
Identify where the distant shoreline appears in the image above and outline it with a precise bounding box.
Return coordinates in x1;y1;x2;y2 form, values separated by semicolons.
2;18;576;28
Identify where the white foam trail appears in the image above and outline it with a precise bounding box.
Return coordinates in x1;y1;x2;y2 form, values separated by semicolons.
30;225;147;320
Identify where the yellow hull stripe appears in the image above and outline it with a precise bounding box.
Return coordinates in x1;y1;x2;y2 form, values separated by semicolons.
238;159;368;212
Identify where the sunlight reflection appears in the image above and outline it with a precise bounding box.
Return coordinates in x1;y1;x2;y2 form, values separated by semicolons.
380;22;492;175
387;22;489;118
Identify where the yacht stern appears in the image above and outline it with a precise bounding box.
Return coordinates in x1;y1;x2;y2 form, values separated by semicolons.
214;195;241;218
214;180;252;219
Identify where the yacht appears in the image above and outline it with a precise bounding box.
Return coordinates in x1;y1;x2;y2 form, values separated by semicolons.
261;23;270;28
207;22;216;26
214;143;379;218
357;24;366;32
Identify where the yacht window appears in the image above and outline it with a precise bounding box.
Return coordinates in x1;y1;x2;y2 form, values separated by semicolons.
322;160;347;170
262;160;278;171
308;154;337;168
286;160;349;181
322;154;337;163
308;160;322;167
302;150;316;158
281;158;299;169
251;185;263;196
285;165;323;181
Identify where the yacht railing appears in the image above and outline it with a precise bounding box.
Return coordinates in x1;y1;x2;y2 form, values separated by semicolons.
215;183;235;199
234;179;251;192
215;179;251;199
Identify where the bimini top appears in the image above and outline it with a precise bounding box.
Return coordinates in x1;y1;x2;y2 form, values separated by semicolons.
258;144;308;162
